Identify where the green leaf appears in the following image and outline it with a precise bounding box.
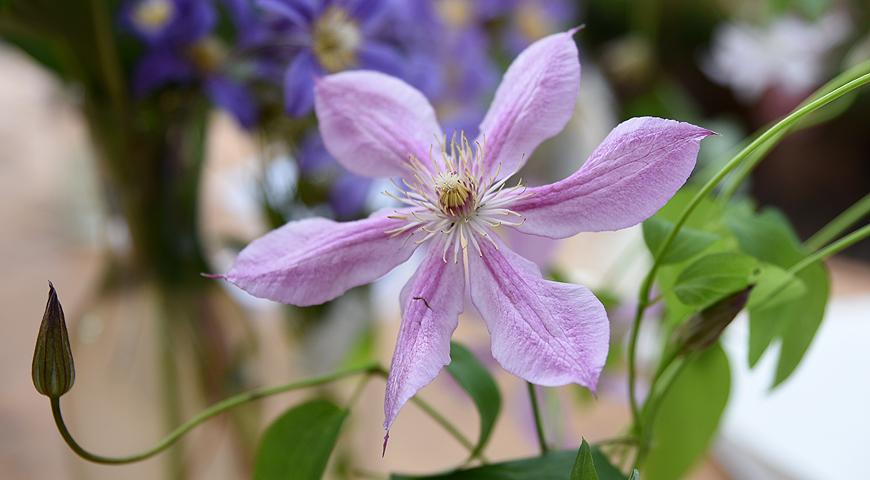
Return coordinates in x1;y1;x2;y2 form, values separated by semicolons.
643;344;730;480
642;216;719;265
392;449;626;480
628;471;640;480
672;252;760;306
445;341;501;459
650;188;723;227
570;438;599;480
745;264;807;310
253;400;348;480
591;448;627;480
723;206;829;382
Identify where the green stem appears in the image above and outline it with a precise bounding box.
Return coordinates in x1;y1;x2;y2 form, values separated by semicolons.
627;70;870;428
806;192;870;251
50;363;381;464
88;0;127;108
793;223;870;275
370;366;479;457
719;60;870;201
527;383;548;455
633;356;690;471
408;396;477;454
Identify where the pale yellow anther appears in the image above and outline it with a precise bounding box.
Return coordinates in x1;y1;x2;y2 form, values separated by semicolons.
435;172;471;208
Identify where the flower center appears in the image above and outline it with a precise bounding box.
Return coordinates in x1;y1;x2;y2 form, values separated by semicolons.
436;0;473;29
188;37;227;73
313;6;362;73
435;171;471;210
385;132;530;263
132;0;175;34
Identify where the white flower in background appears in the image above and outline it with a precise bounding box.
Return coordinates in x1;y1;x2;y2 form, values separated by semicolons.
702;10;851;103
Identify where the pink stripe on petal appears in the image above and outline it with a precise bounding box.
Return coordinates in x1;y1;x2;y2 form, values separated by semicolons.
467;234;609;391
222;209;424;306
476;30;581;179
511;117;715;238
314;71;443;179
384;235;465;432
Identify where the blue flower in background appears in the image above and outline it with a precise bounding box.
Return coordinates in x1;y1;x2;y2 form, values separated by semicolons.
297;129;372;220
384;0;574;138
122;0;261;128
385;0;497;137
256;0;408;117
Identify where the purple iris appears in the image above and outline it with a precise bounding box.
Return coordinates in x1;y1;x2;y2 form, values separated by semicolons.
256;0;407;117
121;0;260;128
214;30;713;440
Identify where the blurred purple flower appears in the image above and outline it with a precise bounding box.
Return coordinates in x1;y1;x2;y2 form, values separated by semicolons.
385;1;498;137
122;0;260;128
487;0;578;55
297;130;372;220
256;0;407;116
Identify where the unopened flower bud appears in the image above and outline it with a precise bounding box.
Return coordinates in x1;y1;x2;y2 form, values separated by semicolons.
674;285;755;354
32;282;75;397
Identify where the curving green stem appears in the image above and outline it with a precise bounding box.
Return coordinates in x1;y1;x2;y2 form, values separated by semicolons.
370;366;478;456
793;223;870;274
408;396;476;454
806;192;870;251
625;71;870;462
719;59;870;201
50;363;381;464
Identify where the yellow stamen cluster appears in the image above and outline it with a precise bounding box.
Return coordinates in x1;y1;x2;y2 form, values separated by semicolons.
314;6;362;73
385;132;532;263
435;172;471;209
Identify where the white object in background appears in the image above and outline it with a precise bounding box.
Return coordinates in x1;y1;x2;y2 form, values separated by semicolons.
717;295;870;480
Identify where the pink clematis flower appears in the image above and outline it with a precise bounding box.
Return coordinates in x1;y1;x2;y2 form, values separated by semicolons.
217;29;713;441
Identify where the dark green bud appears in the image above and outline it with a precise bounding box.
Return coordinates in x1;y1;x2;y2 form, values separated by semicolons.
674;284;755;354
32;281;75;397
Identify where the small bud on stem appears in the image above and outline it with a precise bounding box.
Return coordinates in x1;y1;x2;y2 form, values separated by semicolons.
674;285;755;354
33;281;75;397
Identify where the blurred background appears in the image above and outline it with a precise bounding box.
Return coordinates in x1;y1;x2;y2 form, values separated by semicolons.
1;0;869;479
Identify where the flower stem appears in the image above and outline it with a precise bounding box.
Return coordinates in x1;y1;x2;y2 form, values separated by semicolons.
626;69;870;463
806;192;870;251
633;356;690;471
718;59;870;201
370;366;480;457
794;222;870;275
88;0;127;108
408;396;477;454
50;363;381;464
527;382;549;455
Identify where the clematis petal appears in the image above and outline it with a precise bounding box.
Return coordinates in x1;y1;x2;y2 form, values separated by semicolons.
220;209;424;306
475;29;581;179
314;70;443;179
510;117;715;239
384;234;465;432
467;234;609;390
